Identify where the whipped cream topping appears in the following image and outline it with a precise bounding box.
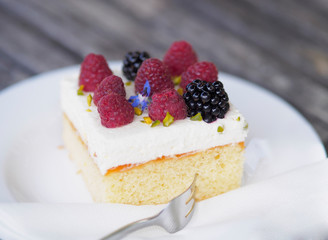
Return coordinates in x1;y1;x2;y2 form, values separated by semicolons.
61;64;248;175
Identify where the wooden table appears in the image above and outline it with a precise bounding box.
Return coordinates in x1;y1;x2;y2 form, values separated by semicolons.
0;0;327;152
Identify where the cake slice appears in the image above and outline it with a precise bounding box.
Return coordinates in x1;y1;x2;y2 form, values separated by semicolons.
61;47;248;205
61;73;247;205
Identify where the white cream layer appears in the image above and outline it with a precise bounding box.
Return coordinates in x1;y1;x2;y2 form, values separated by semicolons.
61;65;248;175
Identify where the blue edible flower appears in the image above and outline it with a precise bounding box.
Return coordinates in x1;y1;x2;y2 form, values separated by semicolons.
128;80;151;111
143;80;151;97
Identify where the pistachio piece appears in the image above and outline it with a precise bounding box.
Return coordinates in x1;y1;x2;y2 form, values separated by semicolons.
177;87;184;96
172;76;181;85
143;116;152;124
134;107;142;116
77;85;85;96
217;126;224;133
151;120;160;127
244;122;249;130
190;112;202;121
87;94;92;106
163;112;174;127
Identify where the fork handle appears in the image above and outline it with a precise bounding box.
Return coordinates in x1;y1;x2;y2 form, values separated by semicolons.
99;216;158;240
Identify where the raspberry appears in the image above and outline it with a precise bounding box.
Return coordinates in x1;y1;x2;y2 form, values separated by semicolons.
79;53;113;92
163;41;198;77
93;75;126;106
180;61;218;90
148;89;187;122
135;58;174;96
97;93;134;128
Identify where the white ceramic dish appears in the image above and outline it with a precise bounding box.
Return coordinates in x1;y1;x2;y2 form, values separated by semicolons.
0;63;326;239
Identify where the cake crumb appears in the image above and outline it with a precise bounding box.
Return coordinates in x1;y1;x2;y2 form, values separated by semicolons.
57;145;65;150
93;152;97;157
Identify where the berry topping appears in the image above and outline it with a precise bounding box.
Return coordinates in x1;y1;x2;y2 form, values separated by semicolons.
79;53;113;92
183;79;230;123
97;93;134;128
163;40;198;77
93;75;126;106
148;88;187;122
123;51;150;81
180;61;218;90
135;58;174;96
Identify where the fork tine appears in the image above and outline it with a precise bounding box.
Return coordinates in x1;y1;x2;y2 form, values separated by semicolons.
185;173;198;202
172;173;198;202
184;174;197;218
186;185;196;204
185;199;196;218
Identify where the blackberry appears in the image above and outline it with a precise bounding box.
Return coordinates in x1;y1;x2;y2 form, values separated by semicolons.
183;79;230;123
122;51;150;81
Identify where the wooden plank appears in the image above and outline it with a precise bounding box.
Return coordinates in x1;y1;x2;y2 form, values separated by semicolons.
245;0;328;46
0;0;85;58
0;0;166;58
0;49;34;90
244;0;328;84
179;0;328;88
311;0;328;10
0;6;80;76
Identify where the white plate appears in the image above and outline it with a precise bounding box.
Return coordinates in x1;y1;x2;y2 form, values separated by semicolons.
0;62;326;239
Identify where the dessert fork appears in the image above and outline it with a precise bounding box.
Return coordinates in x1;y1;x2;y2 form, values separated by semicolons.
99;175;197;240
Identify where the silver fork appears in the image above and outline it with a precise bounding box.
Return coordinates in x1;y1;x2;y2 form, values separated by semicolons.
99;174;197;240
